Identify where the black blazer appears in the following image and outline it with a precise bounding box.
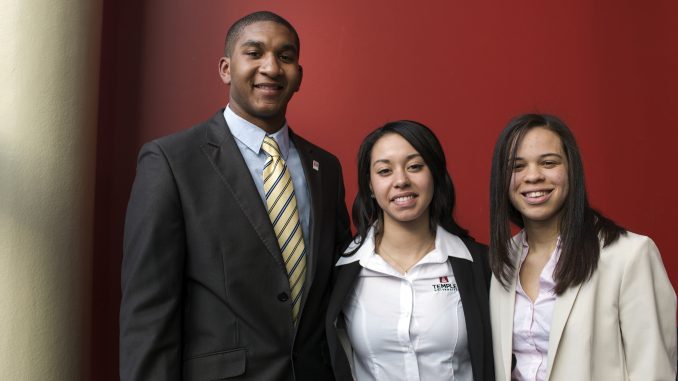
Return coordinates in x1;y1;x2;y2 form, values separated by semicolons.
120;110;351;381
325;235;495;381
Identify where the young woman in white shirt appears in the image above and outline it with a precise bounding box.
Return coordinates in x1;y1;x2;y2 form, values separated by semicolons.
326;120;495;381
488;113;676;381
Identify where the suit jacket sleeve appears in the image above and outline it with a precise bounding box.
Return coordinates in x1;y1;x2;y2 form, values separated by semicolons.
618;237;677;380
120;141;186;381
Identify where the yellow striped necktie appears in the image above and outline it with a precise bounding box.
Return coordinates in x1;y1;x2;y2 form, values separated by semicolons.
261;136;307;321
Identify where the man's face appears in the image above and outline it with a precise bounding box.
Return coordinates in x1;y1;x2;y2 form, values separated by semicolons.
219;21;302;131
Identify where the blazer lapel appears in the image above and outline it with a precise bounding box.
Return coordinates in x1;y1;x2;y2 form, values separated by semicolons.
545;282;582;380
200;112;284;269
498;275;517;381
290;131;323;311
450;256;485;381
327;262;362;327
327;262;362;380
495;245;520;381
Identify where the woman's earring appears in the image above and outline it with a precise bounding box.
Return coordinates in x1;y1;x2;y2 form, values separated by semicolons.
370;193;375;198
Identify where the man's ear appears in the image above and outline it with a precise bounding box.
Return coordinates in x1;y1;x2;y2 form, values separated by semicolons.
219;57;231;85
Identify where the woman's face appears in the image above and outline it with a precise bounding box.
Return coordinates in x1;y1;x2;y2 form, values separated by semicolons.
509;127;569;228
369;133;434;228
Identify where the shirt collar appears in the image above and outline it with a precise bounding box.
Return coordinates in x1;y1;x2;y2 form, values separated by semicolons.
336;225;473;267
223;104;291;159
515;229;562;264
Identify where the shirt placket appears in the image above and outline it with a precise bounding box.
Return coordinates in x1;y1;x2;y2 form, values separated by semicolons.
527;300;541;380
398;276;419;380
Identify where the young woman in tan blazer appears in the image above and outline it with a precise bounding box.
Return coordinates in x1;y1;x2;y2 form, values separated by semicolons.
488;114;676;381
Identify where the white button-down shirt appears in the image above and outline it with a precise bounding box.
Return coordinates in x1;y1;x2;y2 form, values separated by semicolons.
512;231;561;381
336;226;474;381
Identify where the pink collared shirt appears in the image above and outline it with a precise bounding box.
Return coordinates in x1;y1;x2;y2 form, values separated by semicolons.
512;232;561;381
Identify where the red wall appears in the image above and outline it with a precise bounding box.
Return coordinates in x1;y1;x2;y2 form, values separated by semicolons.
94;0;678;378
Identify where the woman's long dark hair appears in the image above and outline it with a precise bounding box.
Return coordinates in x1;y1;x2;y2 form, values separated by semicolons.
347;120;469;255
489;114;625;294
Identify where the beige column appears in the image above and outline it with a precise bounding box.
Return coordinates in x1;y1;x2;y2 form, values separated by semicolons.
0;0;102;379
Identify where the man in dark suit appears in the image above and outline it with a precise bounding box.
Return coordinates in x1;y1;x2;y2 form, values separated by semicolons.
120;11;351;380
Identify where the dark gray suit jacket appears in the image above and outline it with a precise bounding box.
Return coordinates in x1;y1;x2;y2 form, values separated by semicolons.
121;110;351;381
325;235;495;381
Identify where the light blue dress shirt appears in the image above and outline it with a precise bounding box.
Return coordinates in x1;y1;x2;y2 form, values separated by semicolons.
223;106;311;250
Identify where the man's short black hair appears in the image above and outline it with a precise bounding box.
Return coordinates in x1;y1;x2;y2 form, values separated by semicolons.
224;11;300;57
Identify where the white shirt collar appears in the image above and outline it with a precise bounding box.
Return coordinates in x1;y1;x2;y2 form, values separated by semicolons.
223;104;290;159
336;225;473;267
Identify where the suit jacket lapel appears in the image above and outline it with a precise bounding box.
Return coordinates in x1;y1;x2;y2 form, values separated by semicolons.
450;256;485;381
290;131;322;305
545;282;582;380
327;262;362;328
494;247;520;381
326;262;362;379
499;275;517;381
200;111;284;269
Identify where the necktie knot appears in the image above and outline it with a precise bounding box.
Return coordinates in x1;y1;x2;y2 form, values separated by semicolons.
262;136;282;158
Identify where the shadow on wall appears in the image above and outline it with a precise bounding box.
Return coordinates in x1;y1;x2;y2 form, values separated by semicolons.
91;0;147;380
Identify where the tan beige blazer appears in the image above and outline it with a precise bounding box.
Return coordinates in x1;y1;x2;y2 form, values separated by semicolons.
490;231;677;381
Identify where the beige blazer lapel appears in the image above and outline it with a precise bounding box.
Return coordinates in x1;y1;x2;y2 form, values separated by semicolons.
499;279;517;381
495;239;522;381
545;283;583;380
